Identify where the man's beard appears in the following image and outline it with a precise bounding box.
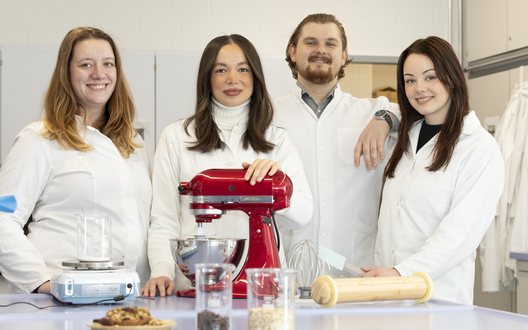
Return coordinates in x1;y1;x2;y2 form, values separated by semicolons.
297;55;338;85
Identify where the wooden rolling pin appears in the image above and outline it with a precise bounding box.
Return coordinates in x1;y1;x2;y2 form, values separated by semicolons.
311;272;434;307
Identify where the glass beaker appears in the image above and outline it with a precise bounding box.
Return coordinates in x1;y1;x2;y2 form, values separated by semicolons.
195;263;234;330
76;213;111;262
246;268;297;330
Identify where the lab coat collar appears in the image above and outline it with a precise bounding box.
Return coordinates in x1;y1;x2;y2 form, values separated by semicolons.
461;111;481;136
409;110;481;155
410;111;480;135
75;114;100;133
74;115;90;137
291;82;344;121
409;119;427;155
74;114;114;146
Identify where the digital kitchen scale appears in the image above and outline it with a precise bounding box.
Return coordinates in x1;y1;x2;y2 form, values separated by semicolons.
50;260;140;304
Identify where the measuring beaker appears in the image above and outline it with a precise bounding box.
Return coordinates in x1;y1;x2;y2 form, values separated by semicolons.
246;268;298;330
195;263;234;330
76;213;111;262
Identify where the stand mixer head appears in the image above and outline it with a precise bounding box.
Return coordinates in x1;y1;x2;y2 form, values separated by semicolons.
177;168;293;298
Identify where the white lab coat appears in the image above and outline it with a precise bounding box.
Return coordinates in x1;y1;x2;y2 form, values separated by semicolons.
481;82;528;292
147;117;313;282
0;118;152;293
273;83;398;272
375;111;504;305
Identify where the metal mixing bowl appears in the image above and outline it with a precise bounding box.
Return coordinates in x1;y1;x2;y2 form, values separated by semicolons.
169;238;246;282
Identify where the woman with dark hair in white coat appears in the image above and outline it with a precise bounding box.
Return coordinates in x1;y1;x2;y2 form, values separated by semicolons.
142;34;312;297
361;36;504;305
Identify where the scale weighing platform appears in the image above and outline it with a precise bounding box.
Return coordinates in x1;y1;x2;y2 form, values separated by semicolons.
50;260;140;304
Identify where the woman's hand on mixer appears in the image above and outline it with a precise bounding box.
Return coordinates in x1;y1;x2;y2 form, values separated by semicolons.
361;266;401;278
242;159;282;185
141;276;175;298
178;264;189;276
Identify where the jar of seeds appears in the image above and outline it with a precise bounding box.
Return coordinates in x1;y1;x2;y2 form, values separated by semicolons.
195;263;234;330
246;268;298;330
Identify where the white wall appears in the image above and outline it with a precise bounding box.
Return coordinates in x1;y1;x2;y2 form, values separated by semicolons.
0;0;449;57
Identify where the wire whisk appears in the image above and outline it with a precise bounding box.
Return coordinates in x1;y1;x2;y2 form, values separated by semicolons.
286;239;329;299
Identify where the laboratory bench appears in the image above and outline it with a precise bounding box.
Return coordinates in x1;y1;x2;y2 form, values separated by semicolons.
1;293;528;329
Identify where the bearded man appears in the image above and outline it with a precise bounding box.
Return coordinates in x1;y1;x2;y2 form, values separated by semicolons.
273;13;399;276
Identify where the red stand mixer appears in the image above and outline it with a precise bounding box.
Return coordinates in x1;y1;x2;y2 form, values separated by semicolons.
176;168;293;298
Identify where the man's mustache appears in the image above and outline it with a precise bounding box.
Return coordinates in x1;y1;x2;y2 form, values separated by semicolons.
307;55;332;64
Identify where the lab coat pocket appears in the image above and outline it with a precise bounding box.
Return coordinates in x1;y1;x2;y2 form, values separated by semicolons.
131;164;152;205
407;171;453;219
337;128;363;165
351;220;377;266
29;233;77;269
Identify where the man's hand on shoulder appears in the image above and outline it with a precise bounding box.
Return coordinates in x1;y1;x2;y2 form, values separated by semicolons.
353;118;390;170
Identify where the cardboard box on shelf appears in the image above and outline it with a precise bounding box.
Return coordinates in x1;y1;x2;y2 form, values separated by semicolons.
373;86;397;103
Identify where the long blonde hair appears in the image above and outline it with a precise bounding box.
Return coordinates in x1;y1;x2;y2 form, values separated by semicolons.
43;27;139;158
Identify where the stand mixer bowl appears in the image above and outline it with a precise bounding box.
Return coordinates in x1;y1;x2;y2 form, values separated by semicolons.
170;238;246;285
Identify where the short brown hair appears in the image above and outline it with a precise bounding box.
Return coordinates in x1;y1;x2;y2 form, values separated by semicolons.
285;13;352;80
43;27;139;158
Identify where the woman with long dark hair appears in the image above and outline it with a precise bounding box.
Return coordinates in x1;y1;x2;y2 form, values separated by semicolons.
143;35;312;297
361;36;504;305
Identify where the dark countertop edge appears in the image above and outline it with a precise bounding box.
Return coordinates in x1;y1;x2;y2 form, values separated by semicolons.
510;252;528;261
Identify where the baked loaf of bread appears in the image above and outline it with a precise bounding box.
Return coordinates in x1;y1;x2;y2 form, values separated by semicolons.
105;306;153;326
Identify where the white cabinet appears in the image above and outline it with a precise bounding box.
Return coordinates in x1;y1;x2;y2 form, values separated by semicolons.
466;70;510;123
518;260;528;315
154;50;201;146
121;50;156;164
466;0;528;63
507;0;528;51
466;0;508;62
0;46;57;163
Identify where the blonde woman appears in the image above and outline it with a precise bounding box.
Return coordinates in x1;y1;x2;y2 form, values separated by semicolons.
0;27;151;294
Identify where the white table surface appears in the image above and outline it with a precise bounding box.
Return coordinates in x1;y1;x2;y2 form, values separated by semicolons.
1;294;527;329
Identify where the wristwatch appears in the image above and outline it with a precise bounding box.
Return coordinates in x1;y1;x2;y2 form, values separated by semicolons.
374;110;393;129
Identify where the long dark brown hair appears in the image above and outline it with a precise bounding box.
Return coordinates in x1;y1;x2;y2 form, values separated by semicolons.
384;36;469;179
43;27;139;158
184;34;274;153
285;13;352;80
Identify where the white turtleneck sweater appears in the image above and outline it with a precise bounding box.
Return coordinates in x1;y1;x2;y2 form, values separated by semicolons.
212;97;250;144
147;99;313;288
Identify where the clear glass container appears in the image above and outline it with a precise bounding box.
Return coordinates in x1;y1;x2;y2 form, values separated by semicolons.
75;213;111;262
246;268;298;330
195;263;234;330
